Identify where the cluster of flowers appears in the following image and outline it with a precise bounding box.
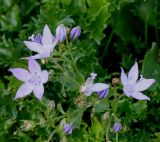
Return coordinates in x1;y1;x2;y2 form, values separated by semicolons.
81;62;155;101
9;24;155;135
10;24;81;100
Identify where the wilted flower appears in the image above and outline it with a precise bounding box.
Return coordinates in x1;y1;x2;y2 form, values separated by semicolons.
64;124;74;134
9;58;49;100
56;24;66;42
102;112;109;120
23;24;58;59
70;26;81;40
113;123;122;133
21;120;35;131
80;73;109;97
121;62;155;100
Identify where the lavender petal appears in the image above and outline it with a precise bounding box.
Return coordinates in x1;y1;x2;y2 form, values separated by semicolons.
28;58;41;73
23;41;43;53
131;92;150;101
42;24;53;45
9;68;31;82
41;70;49;84
15;83;33;99
128;62;138;83
33;84;44;101
135;79;155;92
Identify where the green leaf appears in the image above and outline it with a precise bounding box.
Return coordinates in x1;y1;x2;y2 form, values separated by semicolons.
89;117;104;142
85;0;111;44
142;42;160;89
95;100;109;114
0;4;20;31
131;101;147;114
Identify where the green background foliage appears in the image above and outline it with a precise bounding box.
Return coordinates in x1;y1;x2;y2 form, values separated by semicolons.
0;0;160;141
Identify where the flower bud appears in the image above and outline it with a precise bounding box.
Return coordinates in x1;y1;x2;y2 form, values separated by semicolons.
112;78;119;85
48;100;55;110
56;24;66;42
64;124;74;134
102;112;109;120
70;26;81;40
113;123;122;133
97;88;109;99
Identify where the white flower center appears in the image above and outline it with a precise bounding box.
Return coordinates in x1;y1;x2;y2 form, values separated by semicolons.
27;72;42;86
123;83;135;96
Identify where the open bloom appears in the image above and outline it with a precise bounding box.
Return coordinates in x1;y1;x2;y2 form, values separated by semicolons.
64;124;74;134
9;58;49;100
121;62;155;100
23;24;58;59
80;73;109;97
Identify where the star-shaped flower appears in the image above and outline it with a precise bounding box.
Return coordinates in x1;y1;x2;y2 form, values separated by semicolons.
121;62;155;100
9;58;49;100
80;73;109;97
23;24;58;59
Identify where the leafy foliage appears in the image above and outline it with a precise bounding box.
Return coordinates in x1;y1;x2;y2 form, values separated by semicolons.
0;0;160;141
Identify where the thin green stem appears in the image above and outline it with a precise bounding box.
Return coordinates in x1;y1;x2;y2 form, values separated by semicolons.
144;20;148;46
102;31;114;59
47;129;56;142
64;74;81;87
105;116;112;141
105;86;119;141
65;37;79;73
53;61;64;72
116;133;119;142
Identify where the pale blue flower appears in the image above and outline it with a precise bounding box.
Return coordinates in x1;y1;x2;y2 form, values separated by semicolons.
9;58;49;100
70;26;81;40
64;124;74;134
121;62;155;100
56;24;66;43
80;73;109;96
113;123;122;133
23;24;58;59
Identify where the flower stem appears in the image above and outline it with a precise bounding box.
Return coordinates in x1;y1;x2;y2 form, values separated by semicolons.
144;20;148;46
116;133;119;142
65;36;79;73
102;30;114;60
105;86;120;141
47;129;56;142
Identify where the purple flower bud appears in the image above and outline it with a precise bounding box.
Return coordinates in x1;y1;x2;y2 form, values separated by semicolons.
56;24;66;42
97;88;109;99
113;123;122;133
64;124;74;134
70;26;81;40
